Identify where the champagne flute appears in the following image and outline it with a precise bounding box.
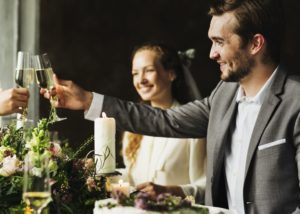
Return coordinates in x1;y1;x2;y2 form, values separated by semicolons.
23;152;52;214
33;53;67;122
15;51;34;121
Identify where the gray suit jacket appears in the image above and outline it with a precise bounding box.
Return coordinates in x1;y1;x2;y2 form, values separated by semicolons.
102;65;300;214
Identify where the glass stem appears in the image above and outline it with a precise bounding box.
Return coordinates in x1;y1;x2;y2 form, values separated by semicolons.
22;107;28;121
49;96;58;123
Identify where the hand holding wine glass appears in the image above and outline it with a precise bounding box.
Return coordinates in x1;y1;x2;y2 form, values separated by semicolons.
33;53;67;122
37;53;94;111
15;51;34;120
0;88;29;116
40;73;94;111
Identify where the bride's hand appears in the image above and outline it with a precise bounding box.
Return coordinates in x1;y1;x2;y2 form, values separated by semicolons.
136;182;186;200
136;182;167;200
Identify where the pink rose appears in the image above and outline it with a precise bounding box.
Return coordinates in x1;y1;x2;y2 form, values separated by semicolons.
50;142;62;157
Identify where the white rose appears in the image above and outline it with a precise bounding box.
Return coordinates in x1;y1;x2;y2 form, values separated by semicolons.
0;155;20;177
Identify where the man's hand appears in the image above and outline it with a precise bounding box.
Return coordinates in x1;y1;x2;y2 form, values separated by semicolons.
0;88;29;116
40;74;93;111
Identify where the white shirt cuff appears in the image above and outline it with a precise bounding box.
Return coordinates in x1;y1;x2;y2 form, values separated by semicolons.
180;184;205;204
84;92;104;121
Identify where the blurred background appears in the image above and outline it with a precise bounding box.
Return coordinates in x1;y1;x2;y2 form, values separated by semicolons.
1;0;300;165
39;0;216;156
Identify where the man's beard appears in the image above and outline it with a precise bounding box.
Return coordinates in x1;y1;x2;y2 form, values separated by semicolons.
221;54;255;82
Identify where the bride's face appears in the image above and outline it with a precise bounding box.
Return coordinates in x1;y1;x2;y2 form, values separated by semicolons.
131;50;175;103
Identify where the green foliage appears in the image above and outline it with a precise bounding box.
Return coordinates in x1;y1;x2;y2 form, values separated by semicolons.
0;121;26;159
0;176;23;208
0;118;105;214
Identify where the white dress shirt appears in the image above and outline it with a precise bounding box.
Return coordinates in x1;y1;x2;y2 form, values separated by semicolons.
225;67;278;214
84;92;104;121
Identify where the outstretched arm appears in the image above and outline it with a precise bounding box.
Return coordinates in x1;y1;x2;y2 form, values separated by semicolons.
41;75;211;138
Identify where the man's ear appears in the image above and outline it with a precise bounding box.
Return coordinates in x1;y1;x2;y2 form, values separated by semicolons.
250;33;265;55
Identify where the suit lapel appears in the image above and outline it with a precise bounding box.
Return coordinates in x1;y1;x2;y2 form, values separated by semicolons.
213;100;238;173
244;66;287;176
212;87;238;198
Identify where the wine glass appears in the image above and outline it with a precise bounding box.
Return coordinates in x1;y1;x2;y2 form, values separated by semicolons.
23;152;52;214
33;53;67;122
15;51;34;121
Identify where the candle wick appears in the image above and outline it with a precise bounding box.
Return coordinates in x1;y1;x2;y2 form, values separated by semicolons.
101;112;107;118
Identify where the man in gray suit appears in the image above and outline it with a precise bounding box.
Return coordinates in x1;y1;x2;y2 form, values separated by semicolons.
43;0;300;213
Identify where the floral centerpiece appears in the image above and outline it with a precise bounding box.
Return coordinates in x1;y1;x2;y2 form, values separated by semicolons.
96;190;209;214
0;118;106;214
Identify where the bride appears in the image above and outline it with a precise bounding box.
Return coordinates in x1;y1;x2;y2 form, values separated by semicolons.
121;42;206;203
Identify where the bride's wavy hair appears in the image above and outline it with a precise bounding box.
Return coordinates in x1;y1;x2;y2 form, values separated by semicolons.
124;42;196;165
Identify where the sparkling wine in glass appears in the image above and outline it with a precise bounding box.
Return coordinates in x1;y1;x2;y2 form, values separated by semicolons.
23;153;52;214
33;54;67;122
15;51;34;120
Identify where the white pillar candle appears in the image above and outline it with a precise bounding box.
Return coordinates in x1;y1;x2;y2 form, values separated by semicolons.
94;113;116;174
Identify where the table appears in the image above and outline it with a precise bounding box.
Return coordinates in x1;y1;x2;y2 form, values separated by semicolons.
94;198;233;214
